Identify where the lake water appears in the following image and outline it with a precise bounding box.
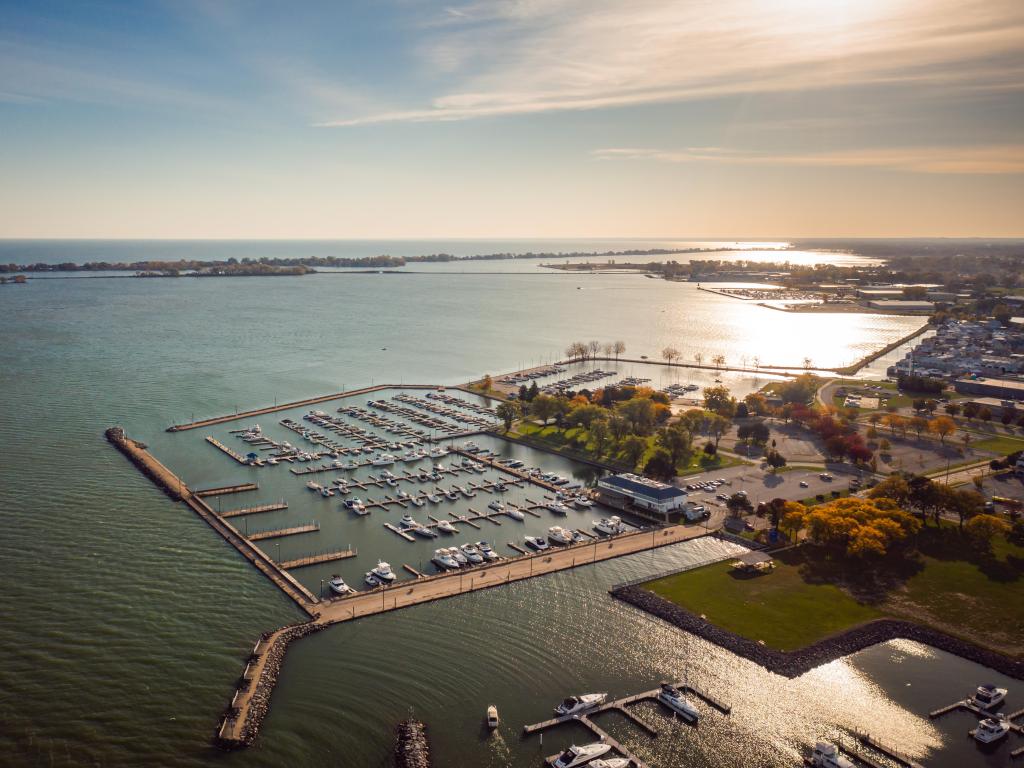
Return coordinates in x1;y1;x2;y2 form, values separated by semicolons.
1;242;1011;768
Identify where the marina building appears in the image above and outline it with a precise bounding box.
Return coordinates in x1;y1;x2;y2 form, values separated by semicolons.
597;473;688;517
954;377;1024;401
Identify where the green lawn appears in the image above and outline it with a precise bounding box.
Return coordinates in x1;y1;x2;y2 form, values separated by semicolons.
972;434;1024;456
642;531;1024;655
645;554;883;650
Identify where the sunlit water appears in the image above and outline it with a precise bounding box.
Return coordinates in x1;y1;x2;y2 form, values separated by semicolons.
1;250;1011;768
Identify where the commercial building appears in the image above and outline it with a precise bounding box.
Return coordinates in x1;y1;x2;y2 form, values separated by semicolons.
597;473;687;517
954;377;1024;401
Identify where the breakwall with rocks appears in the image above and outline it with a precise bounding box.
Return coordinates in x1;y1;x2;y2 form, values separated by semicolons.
394;719;431;768
612;585;1024;680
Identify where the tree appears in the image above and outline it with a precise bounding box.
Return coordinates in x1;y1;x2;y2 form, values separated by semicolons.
530;394;560;424
804;497;921;558
643;448;676;481
567;403;608;429
480;374;493;392
910;415;929;440
655;423;693;467
944;402;961;417
608;413;631;442
590;419;611;456
868;475;910;505
962;401;979;420
495;401;520;432
765;448;787;471
781;507;806;540
712;353;726;369
616;397;657;435
661;346;680;365
744;392;768;416
703;385;737;418
518;384;528;402
929;416;956;444
950;488;985;530
527;381;539;401
705;413;731;448
750;421;770;444
588;340;601;359
620;435;648;469
979;407;993;423
726;492;753;518
613;340;626;361
964;514;1010;553
693;352;704;366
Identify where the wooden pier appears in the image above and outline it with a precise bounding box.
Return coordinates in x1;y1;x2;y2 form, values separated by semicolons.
195;482;258;498
853;732;925;768
205;436;250;464
277;549;357;570
220;501;288;518
249;523;319;541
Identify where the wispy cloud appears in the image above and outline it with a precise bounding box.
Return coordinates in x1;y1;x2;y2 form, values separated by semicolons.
592;145;1024;175
321;0;1024;126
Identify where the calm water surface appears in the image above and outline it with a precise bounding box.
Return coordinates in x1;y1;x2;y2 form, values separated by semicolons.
2;256;1012;768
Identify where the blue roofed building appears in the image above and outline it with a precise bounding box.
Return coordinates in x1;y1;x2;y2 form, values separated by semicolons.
597;473;687;520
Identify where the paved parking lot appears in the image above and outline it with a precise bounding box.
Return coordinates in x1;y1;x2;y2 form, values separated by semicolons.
677;463;861;509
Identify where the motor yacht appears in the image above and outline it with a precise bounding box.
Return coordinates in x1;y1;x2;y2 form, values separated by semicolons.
552;742;612;768
448;546;469;565
525;536;550;551
320;486;334;497
974;715;1011;744
371;560;396;583
476;541;499;561
432;549;460;570
460;543;484;564
570;529;587;544
593;516;626;535
364;571;383;587
436;519;457;534
548;526;574;546
410;496;426;507
487;501;506;513
573;496;594;509
810;743;854;768
306;481;323;492
428;447;449;458
485;704;499;729
426;493;443;504
554;693;607;716
505;506;525;521
327;576;353;596
398;491;411;501
973;683;1008;710
547;502;571;515
589;760;629;768
657;683;698;722
372;454;396;467
460;486;476;499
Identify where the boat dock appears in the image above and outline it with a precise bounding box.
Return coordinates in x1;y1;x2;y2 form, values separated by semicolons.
523;680;730;768
249;523;320;541
206;436;250;464
278;549;357;569
851;732;925;768
220;501;288;518
194;482;259;498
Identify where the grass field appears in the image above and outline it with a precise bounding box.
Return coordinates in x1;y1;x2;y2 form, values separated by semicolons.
643;532;1024;655
973;434;1024;456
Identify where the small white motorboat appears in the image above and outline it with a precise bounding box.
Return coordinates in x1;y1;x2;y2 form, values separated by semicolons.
447;546;468;566
589;759;630;768
552;742;612;768
445;488;460;501
410;495;426;507
593;516;626;535
525;535;549;551
974;715;1010;744
371;560;396;583
432;549;460;570
487;500;506;513
460;543;484;564
327;576;353;596
547;502;571;515
426;493;443;504
554;693;607;716
573;495;594;509
548;526;573;546
810;742;855;768
436;520;458;534
657;682;698;722
486;704;499;729
973;683;1008;710
476;541;499;561
371;454;396;466
505;506;525;521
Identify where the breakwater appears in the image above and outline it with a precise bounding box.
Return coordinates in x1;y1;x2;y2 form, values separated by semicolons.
611;585;1024;680
393;719;431;768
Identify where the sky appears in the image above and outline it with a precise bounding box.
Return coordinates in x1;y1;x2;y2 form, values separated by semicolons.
0;0;1022;239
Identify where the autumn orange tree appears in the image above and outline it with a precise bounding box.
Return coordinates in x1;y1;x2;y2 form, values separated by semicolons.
803;497;921;558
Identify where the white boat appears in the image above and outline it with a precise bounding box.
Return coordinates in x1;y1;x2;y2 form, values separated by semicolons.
476;541;499;561
487;501;506;513
554;693;607;716
460;543;484;564
327;576;353;596
436;520;457;534
410;496;426;507
570;529;587;544
448;546;468;565
548;526;573;546
428;447;449;458
306;481;323;492
486;704;499;729
460;486;476;499
505;506;525;521
657;682;698;722
552;742;612;768
445;488;460;501
364;571;383;587
593;516;626;535
371;454;396;466
525;535;549;551
973;683;1008;710
432;549;460;570
547;502;571;515
589;760;629;768
371;560;396;583
810;742;854;768
573;495;594;509
974;715;1010;744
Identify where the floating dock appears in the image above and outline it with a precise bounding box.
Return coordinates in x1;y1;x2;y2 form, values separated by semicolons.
220;501;288;518
249;523;319;541
194;482;258;498
278;549;358;570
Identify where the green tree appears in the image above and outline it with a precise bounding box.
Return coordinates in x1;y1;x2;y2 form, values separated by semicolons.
620;435;648;469
765;448;787;471
726;492;753;518
567;403;608;429
705;412;731;448
703;385;737;418
495;401;520;433
590;419;611;456
964;514;1010;553
530;394;559;424
616;397;657;435
643;448;676;480
655;422;693;467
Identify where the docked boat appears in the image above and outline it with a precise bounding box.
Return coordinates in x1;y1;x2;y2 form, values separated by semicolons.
505;506;525;521
306;481;323;492
593;516;626;535
448;546;469;565
485;704;499;729
460;543;484;564
657;682;698;722
552;742;612;768
589;760;629;768
320;486;334;497
364;571;383;587
810;743;854;768
974;715;1010;744
487;501;506;513
426;493;443;504
973;683;1008;710
570;529;587;544
371;454;396;466
573;495;594;509
547;502;571;515
436;520;457;534
371;560;396;583
445;488;460;501
428;447;449;458
410;496;425;507
327;576;354;596
459;486;476;499
525;535;550;551
554;693;607;716
476;541;499;561
432;549;460;570
548;526;573;546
